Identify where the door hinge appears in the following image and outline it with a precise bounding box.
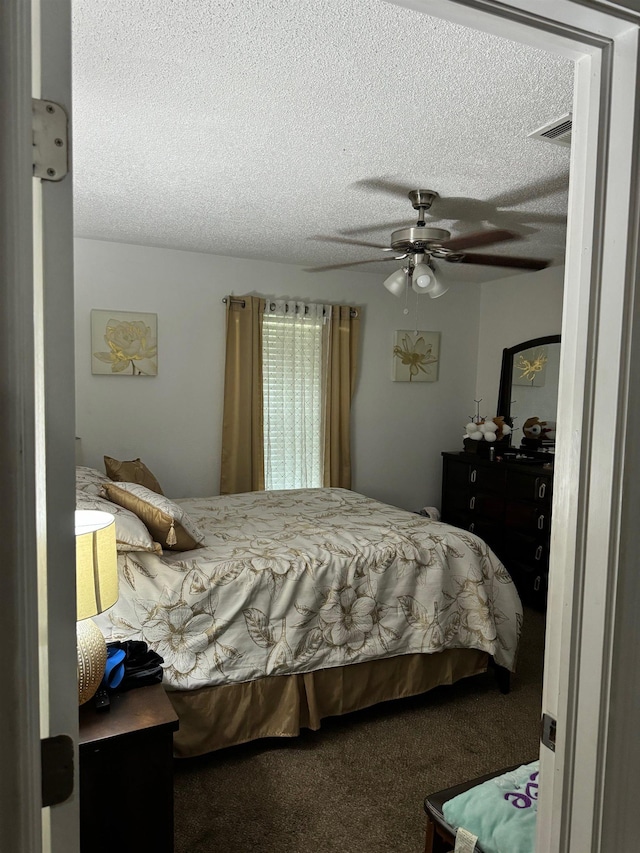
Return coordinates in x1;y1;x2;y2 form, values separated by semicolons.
41;734;74;807
541;712;557;752
32;98;69;182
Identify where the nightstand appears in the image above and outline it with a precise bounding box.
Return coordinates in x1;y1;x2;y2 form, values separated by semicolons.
78;683;179;853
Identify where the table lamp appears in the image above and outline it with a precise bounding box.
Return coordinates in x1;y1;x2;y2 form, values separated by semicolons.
76;510;119;705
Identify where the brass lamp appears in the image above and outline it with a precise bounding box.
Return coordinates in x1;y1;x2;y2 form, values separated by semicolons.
75;510;119;705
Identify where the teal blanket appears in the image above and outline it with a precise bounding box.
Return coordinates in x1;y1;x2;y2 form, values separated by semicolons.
442;761;539;853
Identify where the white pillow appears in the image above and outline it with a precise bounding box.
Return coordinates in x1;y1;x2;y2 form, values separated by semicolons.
75;465;111;497
76;490;161;554
101;482;205;551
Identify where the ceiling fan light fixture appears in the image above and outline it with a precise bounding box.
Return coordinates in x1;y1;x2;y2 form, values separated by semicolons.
383;268;407;297
427;278;449;298
411;262;435;293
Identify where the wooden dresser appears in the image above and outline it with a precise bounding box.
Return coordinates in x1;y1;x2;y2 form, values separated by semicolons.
440;451;553;609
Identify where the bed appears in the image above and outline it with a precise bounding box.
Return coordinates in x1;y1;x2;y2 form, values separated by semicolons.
76;467;522;757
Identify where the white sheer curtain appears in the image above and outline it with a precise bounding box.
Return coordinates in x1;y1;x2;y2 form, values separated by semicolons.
263;300;329;490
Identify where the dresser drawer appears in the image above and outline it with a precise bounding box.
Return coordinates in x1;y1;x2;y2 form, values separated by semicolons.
470;521;506;561
444;458;475;491
507;468;552;504
505;502;550;536
470;492;505;522
504;531;549;568
469;463;507;494
444;491;505;521
444;457;507;493
442;512;504;557
503;558;548;608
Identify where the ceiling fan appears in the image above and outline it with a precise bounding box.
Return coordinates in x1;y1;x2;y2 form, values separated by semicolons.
304;189;552;296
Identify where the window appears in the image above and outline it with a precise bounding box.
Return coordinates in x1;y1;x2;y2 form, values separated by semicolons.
262;303;327;490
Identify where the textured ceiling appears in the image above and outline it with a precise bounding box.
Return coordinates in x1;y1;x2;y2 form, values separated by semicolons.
71;0;574;283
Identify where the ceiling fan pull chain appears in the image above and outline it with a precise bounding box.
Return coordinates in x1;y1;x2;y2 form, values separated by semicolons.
403;268;410;315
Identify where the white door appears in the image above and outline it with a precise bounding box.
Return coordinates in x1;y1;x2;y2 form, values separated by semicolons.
0;0;77;851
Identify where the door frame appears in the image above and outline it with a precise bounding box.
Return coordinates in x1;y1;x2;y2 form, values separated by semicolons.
392;1;640;850
2;0;639;851
0;0;42;849
1;0;77;851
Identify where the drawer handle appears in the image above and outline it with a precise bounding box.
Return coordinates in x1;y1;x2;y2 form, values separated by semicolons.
534;576;541;592
535;545;543;561
469;522;475;533
538;515;545;531
470;469;477;484
470;496;476;510
538;482;547;500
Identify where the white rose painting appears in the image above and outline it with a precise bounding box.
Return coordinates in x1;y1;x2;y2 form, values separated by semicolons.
91;309;158;376
392;329;440;382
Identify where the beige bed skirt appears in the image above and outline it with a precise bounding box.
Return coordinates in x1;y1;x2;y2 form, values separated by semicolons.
167;648;488;758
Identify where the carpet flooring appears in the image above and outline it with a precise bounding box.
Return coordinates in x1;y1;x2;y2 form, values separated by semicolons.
174;606;545;853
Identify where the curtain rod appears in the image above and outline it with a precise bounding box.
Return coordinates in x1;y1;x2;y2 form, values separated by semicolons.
222;297;358;319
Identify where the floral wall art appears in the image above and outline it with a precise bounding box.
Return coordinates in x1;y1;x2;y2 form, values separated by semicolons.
513;345;548;387
91;309;158;376
392;330;440;382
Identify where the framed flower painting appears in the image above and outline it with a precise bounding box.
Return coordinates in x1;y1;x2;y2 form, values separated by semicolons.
512;345;548;387
392;330;440;382
91;309;158;376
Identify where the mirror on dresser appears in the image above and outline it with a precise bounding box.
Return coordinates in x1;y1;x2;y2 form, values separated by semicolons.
497;334;561;457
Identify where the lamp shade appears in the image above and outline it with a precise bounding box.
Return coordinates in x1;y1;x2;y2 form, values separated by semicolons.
75;510;118;620
383;268;407;297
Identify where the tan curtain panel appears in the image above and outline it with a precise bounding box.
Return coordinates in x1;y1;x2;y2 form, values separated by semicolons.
220;296;265;494
323;305;360;489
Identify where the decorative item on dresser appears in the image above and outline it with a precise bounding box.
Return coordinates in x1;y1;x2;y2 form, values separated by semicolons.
440;451;553;609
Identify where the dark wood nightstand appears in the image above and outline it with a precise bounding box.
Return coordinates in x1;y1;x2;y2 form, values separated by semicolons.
78;683;179;853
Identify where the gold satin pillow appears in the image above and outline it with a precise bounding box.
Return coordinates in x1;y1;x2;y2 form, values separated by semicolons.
102;482;205;552
76;489;162;555
104;456;164;495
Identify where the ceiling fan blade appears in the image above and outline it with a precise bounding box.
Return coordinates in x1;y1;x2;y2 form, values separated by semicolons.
303;258;397;273
439;229;519;252
515;212;567;225
351;178;417;198
339;219;410;236
487;172;570;208
308;236;390;250
450;253;551;270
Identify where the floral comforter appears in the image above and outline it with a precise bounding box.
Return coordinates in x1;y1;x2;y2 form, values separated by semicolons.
96;488;522;691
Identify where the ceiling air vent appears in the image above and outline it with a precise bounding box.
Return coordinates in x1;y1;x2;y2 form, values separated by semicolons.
528;113;572;147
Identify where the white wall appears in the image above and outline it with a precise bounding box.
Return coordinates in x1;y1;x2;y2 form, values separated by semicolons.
74;238;481;510
475;265;565;415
